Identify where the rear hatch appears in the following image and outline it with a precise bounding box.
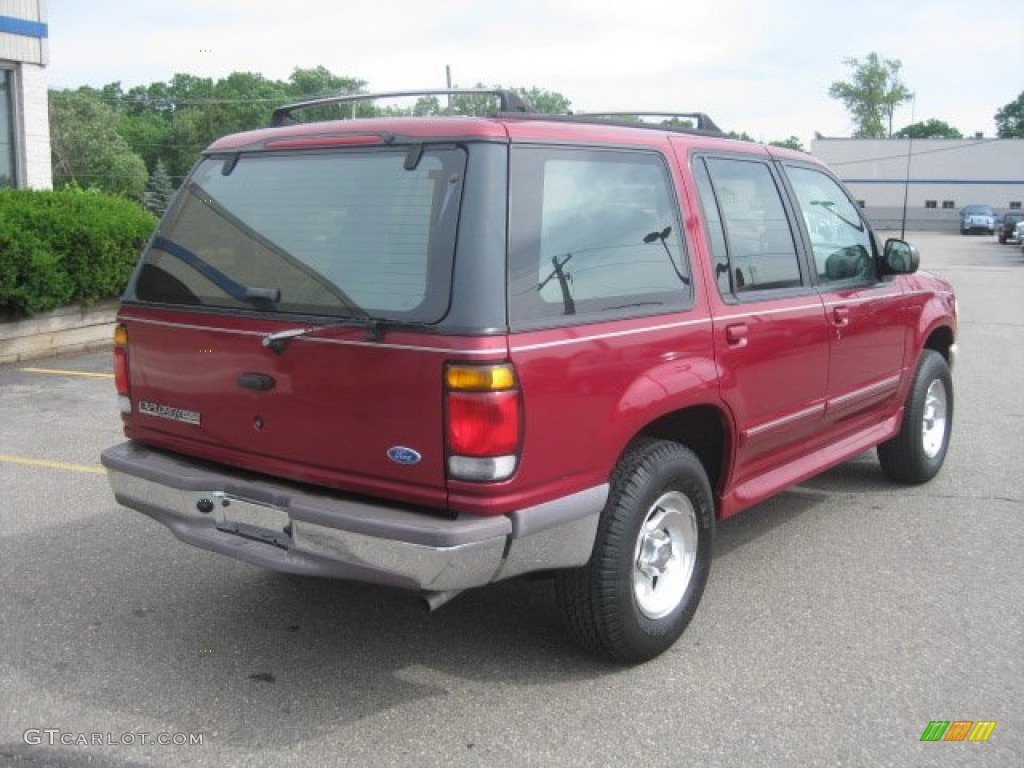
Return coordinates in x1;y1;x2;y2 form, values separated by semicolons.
119;141;478;509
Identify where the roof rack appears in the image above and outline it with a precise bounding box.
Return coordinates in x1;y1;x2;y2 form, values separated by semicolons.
270;88;534;127
576;112;723;134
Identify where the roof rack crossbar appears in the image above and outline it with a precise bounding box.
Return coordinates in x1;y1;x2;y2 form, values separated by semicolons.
270;88;533;126
577;112;722;134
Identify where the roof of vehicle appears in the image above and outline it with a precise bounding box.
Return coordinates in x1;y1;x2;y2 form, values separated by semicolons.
204;114;820;171
205;87;812;160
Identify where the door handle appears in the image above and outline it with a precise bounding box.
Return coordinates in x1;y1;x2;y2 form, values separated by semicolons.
725;323;748;347
832;306;850;326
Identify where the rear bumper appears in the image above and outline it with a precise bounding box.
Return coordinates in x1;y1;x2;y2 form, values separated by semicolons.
101;441;605;592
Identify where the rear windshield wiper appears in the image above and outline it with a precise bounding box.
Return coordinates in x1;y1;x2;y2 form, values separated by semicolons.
152;236;282;309
262;317;377;353
262;316;435;353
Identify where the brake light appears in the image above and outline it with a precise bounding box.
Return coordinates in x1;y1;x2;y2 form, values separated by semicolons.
445;363;521;482
113;324;131;414
263;135;385;149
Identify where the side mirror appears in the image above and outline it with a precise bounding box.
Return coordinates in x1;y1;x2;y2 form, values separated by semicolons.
881;238;919;275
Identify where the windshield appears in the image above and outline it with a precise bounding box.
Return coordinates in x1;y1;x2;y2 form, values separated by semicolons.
963;205;994;216
132;146;466;321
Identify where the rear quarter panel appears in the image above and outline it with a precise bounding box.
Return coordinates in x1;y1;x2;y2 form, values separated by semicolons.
472;315;719;515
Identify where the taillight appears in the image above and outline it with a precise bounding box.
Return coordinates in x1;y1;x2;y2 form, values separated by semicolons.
445;363;521;482
113;323;131;414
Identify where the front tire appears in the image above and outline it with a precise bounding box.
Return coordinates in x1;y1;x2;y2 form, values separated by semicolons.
878;350;953;483
555;440;714;663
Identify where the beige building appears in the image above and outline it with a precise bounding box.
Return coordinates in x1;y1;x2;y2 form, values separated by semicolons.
0;0;50;189
812;137;1024;230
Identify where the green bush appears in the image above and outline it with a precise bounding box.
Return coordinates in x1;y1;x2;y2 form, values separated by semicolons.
0;187;157;317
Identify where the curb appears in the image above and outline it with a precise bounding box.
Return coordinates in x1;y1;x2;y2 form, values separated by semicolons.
0;300;119;365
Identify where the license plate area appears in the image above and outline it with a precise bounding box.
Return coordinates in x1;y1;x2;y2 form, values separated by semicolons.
210;492;291;548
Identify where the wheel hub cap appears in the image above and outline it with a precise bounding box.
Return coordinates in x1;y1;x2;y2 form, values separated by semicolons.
632;492;699;620
921;379;948;459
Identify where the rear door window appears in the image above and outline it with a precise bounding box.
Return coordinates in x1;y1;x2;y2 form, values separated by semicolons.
508;147;692;325
132;147;466;321
695;156;805;296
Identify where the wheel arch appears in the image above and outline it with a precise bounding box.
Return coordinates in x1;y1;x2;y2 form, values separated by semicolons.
624;404;732;515
923;323;955;364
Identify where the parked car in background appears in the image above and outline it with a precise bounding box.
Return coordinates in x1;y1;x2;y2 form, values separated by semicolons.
996;212;1024;243
1015;220;1024;253
960;204;996;235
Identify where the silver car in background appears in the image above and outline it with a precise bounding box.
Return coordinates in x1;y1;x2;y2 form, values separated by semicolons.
959;204;996;235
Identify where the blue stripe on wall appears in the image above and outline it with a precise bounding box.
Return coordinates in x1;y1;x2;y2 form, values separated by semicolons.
842;179;1024;185
0;16;48;38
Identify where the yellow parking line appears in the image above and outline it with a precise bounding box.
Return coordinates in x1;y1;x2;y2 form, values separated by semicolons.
21;367;113;379
0;454;105;474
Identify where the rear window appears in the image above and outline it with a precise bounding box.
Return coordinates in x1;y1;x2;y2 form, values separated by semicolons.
131;146;466;321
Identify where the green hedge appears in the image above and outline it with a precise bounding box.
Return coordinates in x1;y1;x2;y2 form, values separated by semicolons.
0;187;158;318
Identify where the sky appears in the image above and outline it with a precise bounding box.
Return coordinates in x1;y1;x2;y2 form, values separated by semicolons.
47;0;1023;148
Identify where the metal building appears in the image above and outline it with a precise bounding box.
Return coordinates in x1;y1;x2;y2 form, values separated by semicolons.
0;0;50;189
812;137;1024;231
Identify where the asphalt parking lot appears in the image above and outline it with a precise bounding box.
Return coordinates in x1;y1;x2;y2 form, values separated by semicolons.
1;231;1021;768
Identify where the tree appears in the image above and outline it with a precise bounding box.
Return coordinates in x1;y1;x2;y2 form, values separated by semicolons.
727;130;755;142
410;83;571;116
286;66;365;100
894;119;963;139
828;53;913;138
514;86;571;115
49;89;148;198
143;158;175;216
769;136;806;151
52;68;578;194
995;91;1024;138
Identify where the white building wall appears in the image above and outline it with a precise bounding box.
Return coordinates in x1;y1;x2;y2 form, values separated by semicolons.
812;137;1024;229
0;0;49;188
19;60;48;187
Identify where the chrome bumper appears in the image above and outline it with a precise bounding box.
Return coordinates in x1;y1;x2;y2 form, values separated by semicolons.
101;442;605;592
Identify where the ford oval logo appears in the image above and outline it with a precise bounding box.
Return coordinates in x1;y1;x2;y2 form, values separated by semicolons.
387;446;422;465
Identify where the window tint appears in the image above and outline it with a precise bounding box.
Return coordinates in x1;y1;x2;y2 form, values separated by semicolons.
701;157;802;294
134;147;465;321
784;165;875;284
509;147;690;324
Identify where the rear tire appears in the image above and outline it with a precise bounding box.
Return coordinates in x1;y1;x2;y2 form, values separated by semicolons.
555;439;713;663
878;350;953;484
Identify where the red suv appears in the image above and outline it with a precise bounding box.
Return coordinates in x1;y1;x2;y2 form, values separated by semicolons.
101;89;958;662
